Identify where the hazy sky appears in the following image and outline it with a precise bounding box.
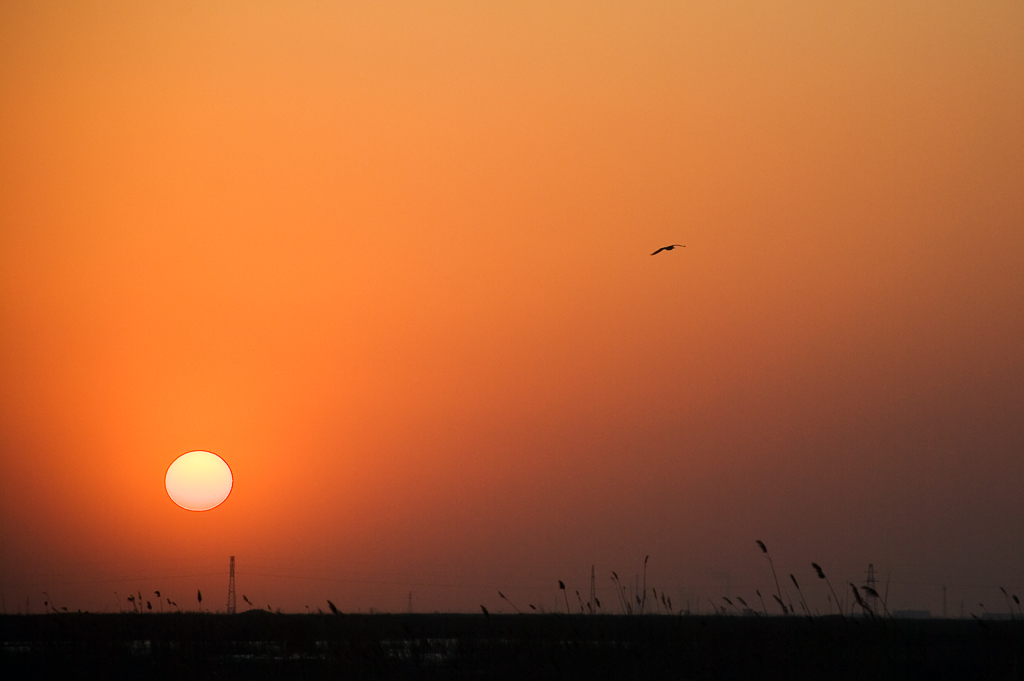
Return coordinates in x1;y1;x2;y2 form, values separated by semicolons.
2;1;1022;616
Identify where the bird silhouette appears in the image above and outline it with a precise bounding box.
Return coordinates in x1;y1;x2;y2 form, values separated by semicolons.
651;244;685;255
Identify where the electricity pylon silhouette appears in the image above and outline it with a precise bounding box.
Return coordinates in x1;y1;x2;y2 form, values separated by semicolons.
864;564;879;616
227;556;236;615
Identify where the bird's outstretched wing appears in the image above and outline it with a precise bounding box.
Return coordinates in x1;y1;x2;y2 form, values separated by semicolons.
651;246;668;255
651;244;684;255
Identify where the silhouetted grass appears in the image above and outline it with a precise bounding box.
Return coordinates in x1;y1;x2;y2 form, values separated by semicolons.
12;549;1023;678
812;562;846;620
756;540;788;615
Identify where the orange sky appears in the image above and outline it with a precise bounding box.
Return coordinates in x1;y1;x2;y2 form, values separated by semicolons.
2;1;1023;616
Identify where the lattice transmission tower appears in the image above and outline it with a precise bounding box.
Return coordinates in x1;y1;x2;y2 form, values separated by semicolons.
864;563;880;616
226;556;236;614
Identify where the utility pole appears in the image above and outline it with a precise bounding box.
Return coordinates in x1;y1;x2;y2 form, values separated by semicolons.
589;565;596;613
226;556;236;615
943;585;947;618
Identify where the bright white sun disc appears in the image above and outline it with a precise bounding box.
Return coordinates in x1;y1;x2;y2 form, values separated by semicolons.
165;451;233;511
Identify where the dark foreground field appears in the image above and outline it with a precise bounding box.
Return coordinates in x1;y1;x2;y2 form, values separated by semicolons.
3;612;1022;680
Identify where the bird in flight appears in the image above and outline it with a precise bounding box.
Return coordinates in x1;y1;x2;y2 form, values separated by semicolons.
651;244;685;255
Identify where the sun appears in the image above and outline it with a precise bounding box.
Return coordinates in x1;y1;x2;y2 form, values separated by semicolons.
165;451;233;511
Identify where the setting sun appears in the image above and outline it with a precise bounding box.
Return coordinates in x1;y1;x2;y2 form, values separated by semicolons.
165;451;233;512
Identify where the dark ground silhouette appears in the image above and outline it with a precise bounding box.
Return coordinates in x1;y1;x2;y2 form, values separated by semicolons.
3;612;1022;680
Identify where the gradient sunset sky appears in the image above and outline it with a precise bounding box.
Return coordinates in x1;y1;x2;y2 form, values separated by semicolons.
2;1;1022;616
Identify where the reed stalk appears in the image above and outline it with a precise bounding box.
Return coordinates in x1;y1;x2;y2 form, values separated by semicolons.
756;541;787;615
812;563;845;620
